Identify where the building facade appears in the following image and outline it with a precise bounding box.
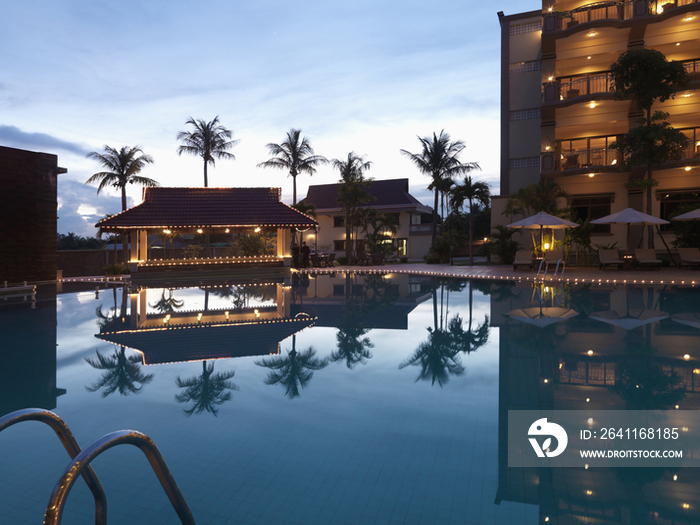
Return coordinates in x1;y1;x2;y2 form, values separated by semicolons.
494;1;700;250
302;178;434;259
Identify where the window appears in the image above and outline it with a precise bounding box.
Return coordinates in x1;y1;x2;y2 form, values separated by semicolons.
396;238;407;257
509;60;541;74
510;20;542;35
570;195;613;234
510;108;541;121
659;190;700;226
333;216;345;228
509;157;540;170
333;240;345;251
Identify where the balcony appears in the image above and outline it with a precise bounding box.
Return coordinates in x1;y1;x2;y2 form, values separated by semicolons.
543;72;613;104
543;0;700;33
541;147;621;173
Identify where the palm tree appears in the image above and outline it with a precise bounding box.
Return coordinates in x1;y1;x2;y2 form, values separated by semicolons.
255;337;328;399
333;152;373;264
175;361;238;416
176;116;239;188
451;176;490;265
85;346;155;397
149;289;184;314
401;131;480;243
399;328;465;386
257;129;327;205
86;146;158;263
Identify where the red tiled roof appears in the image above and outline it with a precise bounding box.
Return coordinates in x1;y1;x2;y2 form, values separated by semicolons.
97;187;317;229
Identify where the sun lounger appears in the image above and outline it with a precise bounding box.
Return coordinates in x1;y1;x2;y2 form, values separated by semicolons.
513;250;533;270
634;249;661;270
598;249;624;270
678;248;700;269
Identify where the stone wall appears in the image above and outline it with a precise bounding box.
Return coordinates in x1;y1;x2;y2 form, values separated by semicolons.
0;146;65;283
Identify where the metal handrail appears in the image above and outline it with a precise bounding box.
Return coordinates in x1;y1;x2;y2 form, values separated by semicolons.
0;408;107;525
45;430;195;525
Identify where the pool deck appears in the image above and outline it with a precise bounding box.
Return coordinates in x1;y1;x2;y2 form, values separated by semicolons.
300;263;700;287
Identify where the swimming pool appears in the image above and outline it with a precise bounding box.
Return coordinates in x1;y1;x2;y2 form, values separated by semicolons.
1;273;699;524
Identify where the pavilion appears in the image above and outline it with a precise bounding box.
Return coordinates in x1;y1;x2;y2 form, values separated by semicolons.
96;187;317;273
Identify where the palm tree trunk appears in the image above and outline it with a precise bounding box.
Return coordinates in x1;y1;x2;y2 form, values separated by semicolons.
292;174;297;205
469;199;474;265
121;186;129;265
431;190;438;244
204;161;208;188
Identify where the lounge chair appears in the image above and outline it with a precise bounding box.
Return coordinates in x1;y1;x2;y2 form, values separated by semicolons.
678;248;700;269
634;249;661;270
513;250;533;270
598;249;624;270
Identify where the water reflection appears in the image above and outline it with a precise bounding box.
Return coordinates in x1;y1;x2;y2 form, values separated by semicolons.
256;335;328;399
149;289;184;314
175;360;238;416
85;345;155;397
493;281;700;523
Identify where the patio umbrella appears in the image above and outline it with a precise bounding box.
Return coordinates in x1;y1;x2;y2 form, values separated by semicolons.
671;312;700;330
590;309;669;330
671;208;700;221
590;208;669;256
507;212;579;253
507;306;579;328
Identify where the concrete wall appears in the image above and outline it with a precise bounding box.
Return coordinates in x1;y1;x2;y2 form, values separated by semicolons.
0;146;64;283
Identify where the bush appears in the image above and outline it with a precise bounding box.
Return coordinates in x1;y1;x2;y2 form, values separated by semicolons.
336;256;348;266
425;232;463;264
104;263;130;275
485;225;520;265
400;257;408;264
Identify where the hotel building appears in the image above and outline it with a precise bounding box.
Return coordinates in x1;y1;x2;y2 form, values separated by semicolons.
494;1;700;250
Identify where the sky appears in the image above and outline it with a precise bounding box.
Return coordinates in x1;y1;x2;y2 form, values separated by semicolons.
1;0;534;237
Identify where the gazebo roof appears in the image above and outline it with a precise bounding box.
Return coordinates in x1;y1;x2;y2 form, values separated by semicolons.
97;187;318;230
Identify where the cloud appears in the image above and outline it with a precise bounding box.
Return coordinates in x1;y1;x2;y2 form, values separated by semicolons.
58;179;127;237
0;125;88;156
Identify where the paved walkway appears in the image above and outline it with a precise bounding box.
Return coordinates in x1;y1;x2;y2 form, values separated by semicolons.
300;263;700;287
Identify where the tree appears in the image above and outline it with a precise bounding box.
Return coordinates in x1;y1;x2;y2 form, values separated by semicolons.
451;176;491;265
333;152;373;264
255;338;328;399
257;129;327;205
361;208;399;261
401;131;480;243
86;145;158;263
177;116;239;188
609;48;690;248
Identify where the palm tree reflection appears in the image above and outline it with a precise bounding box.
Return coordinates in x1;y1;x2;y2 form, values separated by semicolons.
149;289;184;314
256;336;328;399
175;360;238;416
401;280;490;386
85;345;154;397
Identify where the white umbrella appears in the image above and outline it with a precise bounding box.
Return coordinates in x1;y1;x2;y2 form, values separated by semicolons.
507;212;579;254
590;208;669;255
671;312;700;330
507;306;579;328
671;208;700;221
590;309;669;330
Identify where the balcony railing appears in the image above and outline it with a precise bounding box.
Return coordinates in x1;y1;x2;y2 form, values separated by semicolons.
542;147;621;172
544;73;613;102
544;0;700;32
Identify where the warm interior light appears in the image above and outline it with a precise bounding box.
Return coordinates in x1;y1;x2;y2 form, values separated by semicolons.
674;475;679;481
225;228;230;233
685;16;694;21
588;173;595;177
684;93;691;97
254;227;261;233
548;76;553;81
587;56;592;60
163;229;171;234
685;167;692;171
684;354;691;360
586;490;593;495
584;464;589;469
588;31;596;37
544;243;550;250
197;229;203;234
588;418;593;424
675;405;680;409
548;6;553;12
546;146;551;151
588;350;593;355
611;159;617;165
677;42;681;46
683;503;690;509
544;379;548;383
589;102;596;108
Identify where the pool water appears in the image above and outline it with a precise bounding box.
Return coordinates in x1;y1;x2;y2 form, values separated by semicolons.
1;273;699;524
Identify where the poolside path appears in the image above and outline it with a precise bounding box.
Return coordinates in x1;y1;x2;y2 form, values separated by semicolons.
300;263;700;287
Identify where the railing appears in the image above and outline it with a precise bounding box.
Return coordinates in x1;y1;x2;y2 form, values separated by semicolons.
649;0;700;15
409;224;433;233
559;72;613;99
0;408;107;525
554;147;621;170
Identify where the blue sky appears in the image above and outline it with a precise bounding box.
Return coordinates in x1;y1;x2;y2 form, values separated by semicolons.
1;1;534;236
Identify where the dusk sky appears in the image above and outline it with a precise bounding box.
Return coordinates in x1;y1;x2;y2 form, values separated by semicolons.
2;1;534;236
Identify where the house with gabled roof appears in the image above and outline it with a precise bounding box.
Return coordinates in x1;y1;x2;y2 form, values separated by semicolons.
301;178;434;259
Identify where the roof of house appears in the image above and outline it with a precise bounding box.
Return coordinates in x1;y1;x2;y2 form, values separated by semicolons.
97;187;318;230
302;178;432;214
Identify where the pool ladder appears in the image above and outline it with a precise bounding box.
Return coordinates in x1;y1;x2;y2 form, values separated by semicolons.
536;258;566;281
0;408;195;525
